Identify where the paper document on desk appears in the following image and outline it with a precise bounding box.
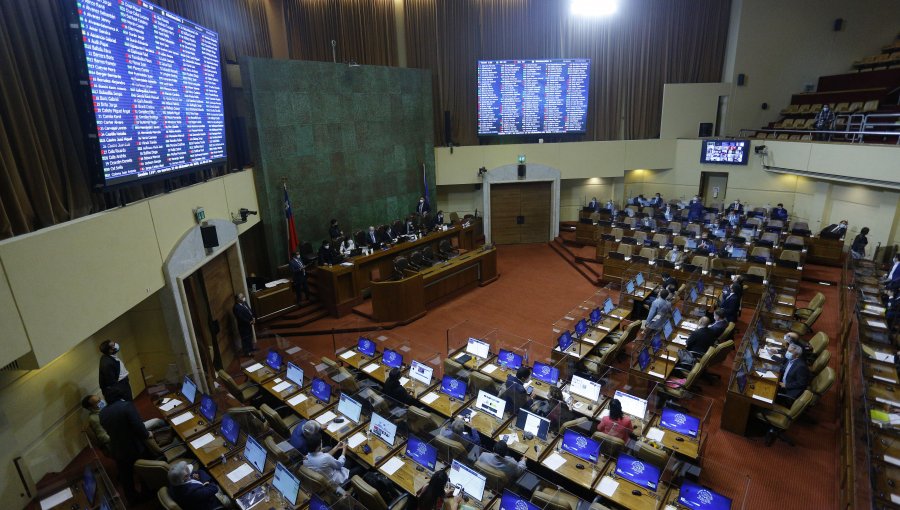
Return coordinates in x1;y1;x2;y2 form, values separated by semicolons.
285;346;301;355
40;488;73;510
190;433;215;449
542;452;567;470
869;320;888;329
501;433;519;445
340;350;356;360
864;304;886;314
245;363;264;373
315;411;337;425
582;336;597;345
756;370;778;380
597;477;619;497
264;278;290;288
885;455;900;467
400;377;410;386
340;262;354;267
892;494;900;505
362;363;379;374
877;397;900;408
288;393;308;406
874;375;896;384
758;349;775;361
481;363;498;374
348;432;367;449
273;381;293;393
227;463;254;483
597;324;611;332
381;457;404;476
160;398;183;412
890;414;900;426
874;352;896;363
421;392;439;405
171;411;194;426
327;421;345;433
751;394;773;404
672;335;687;346
765;337;782;345
646;427;665;442
649;370;665;379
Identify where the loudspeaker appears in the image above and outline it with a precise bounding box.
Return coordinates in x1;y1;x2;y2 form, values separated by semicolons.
517;164;526;178
698;123;713;138
833;18;843;31
737;73;746;86
444;111;452;146
200;225;219;248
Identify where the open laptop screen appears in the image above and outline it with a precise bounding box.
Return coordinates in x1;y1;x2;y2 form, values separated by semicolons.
199;394;217;422
561;429;600;463
369;412;397;446
516;408;550;440
337;394;363;423
638;348;651;370
220;414;240;446
286;362;304;387
614;390;648;420
558;331;574;351
410;361;433;386
357;337;376;357
497;349;523;370
532;362;559;385
575;319;588;337
570;375;601;402
181;376;198;404
441;375;467;400
466;337;490;359
273;462;302;506
659;407;700;438
406;435;437;471
244;435;267;473
266;350;282;371
590;307;602;324
604;298;615;314
615;452;661;490
382;349;403;369
500;490;541;510
449;460;486;502
678;480;733;509
476;390;506;419
311;378;332;403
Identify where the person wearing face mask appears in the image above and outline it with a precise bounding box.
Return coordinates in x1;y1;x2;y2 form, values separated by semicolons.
99;339;132;402
819;219;848;239
167;460;231;509
776;339;811;406
687;196;704;222
366;225;381;247
232;293;256;357
318;239;337;265
416;196;430;216
82;394;166;454
726;199;743;215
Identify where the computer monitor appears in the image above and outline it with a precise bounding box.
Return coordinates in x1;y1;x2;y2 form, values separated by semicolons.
636;272;645;286
614;390;648;420
337;394;363;423
244;435;267;473
557;331;574;351
516;408;551;440
626;280;636;295
561;429;600;463
406;435;437;471
696;279;705;293
309;495;329;510
638;348;651;371
750;333;759;354
497;349;523;370
220;414;240;445
731;247;747;259
604;298;615;314
199;394;217;422
476;390;506;419
98;497;112;510
273;462;302;506
83;466;97;504
466;337;490;359
590;307;602;324
685;239;698;250
615;452;661;490
410;360;433;386
382;348;403;369
659;407;700;438
690;288;698;302
712;228;726;238
500;490;541;510
286;362;304;387
569;375;601;402
575;319;588;337
651;334;662;354
663;320;673;339
266;350;282;371
532;362;560;385
181;375;198;404
735;370;748;393
449;460;487;502
369;412;398;446
677;480;733;510
673;308;682;325
357;337;376;357
743;349;753;372
311;378;332;403
440;375;467;400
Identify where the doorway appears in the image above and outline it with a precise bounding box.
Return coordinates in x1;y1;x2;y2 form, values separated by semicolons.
183;250;239;383
700;172;729;206
490;181;552;244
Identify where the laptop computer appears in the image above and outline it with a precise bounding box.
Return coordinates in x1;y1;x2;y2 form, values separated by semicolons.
357;337;376;357
220;414;240;446
659;407;700;438
266;350;282;371
406;435;438;471
730;247;747;259
199;394;217;422
614;390;648;420
557;331;574;351
735;370;748;393
410;361;434;386
83;467;97;505
466;337;490;359
336;393;363;424
532;362;560;386
499;490;541;510
590;307;602;325
440;375;467;400
603;298;615;314
244;435;267;473
475;390;506;419
273;462;303;506
673;307;683;325
614;452;662;490
449;460;487;503
311;378;332;403
570;375;601;402
497;349;523;370
574;319;588;337
382;348;403;369
651;333;663;354
515;408;551;441
561;429;601;463
286;362;304;387
181;376;198;405
677;480;733;509
638;348;651;371
369;412;398;446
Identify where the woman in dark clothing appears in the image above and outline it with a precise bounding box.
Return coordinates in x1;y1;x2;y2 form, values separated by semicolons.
851;227;869;260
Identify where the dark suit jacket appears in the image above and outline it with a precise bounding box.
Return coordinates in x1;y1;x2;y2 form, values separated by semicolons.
685;326;717;355
726;204;744;214
432;214;445;227
99;354;131;402
708;319;728;339
687;202;704;221
328;225;342;239
771;208;788;221
502;379;530;413
819;224;846;239
99;400;149;462
720;293;741;323
416;201;431;215
232;302;254;337
169;472;225;510
367;232;380;246
780;359;811;401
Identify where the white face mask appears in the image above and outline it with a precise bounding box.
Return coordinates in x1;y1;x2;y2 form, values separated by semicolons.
97;399;107;410
785;351;795;361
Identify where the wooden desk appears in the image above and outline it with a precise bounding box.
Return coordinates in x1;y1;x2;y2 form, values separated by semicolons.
594;463;665;510
459;406;513;438
645;416;702;460
479;361;518;384
359;358;400;384
317;412;367;442
448;348;495;371
419;247;499;304
337;347;381;370
209;450;274;499
866;362;900;386
284;389;335;420
720;376;777;436
377;451;444;495
576;222;600;246
347;432;405;468
187;430;243;466
418;389;471;418
155;392;195;418
243;361;279;386
240;477;310;510
806;235;844;266
169;407;217;441
539;437;608;490
260;376;302;401
250;281;296;321
493;424;556;462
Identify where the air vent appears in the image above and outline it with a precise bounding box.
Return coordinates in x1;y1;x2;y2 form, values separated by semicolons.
1;360;20;372
764;165;900;190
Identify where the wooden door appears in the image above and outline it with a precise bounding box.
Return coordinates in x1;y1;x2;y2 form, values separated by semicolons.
490;181;552;244
201;252;237;371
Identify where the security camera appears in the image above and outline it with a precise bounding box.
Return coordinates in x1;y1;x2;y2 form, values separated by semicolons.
232;208;258;224
754;145;767;154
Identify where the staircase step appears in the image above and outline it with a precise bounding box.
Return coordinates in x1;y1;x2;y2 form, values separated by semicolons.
548;239;603;286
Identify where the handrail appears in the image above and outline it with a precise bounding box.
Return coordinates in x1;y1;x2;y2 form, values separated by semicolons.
740;111;900;144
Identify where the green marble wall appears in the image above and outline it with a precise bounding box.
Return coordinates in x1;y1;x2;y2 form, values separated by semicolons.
241;58;435;270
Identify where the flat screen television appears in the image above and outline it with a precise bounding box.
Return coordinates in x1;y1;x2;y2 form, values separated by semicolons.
700;140;749;165
477;59;591;136
71;0;227;187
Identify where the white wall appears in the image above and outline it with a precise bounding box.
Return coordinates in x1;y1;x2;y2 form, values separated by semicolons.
660;83;732;139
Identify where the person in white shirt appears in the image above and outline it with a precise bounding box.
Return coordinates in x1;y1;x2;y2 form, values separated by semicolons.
883;253;900;290
302;435;349;490
339;236;356;256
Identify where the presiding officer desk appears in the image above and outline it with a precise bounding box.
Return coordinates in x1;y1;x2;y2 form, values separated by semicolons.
316;223;478;317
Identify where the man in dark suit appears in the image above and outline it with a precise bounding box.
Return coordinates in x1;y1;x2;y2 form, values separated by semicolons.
502;367;533;413
99;340;132;402
328;219;342;240
771;203;788;221
232;294;255;357
883;253;900;291
726;199;744;215
289;251;310;304
383;224;399;243
678;317;716;368
415;196;430;216
366;226;381;247
100;399;151;502
708;309;729;339
649;193;663;208
432;210;445;228
776;340;811;406
819;220;848;239
317;239;337;265
687;196;704;222
719;283;742;323
404;218;417;236
167;460;228;509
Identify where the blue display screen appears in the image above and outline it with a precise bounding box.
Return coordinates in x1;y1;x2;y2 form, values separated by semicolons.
358;337;376;357
558;331;574;351
638;348;651;370
590;308;602;324
311;378;332;402
199;394;217;421
561;430;600;463
604;298;615;314
497;349;523;370
532;362;559;385
406;435;437;471
440;375;467;400
660;407;700;438
697;279;705;293
266;350;282;371
575;319;588;337
73;0;227;186
678;480;733;509
663;321;673;339
615;453;661;490
499;490;541;510
477;59;591;136
382;348;403;368
220;414;239;445
651;334;662;353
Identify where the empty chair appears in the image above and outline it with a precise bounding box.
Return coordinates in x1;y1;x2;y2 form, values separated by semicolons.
297;465;339;499
796;293;825;320
634;230;648;244
652;233;670;245
686;224;702;236
439;239;458;258
755;390;814;446
264;435;296;465
409;250;427;270
407;406;443;436
261;403;302;438
667;222;682;233
393;256;410;279
217;369;260;404
469;371;498;395
862;99;879;112
747;265;767;279
593;430;627;458
750;246;771;261
475;459;509;492
690;255;709;271
809;367;835;408
433;434;467;463
809;346;831;376
350;475;409;510
639;247;658;260
611;227;625;240
758;232;779;247
789;221;809;234
443;358;467;379
145;436;188;464
779;250;801;265
531;486;587;510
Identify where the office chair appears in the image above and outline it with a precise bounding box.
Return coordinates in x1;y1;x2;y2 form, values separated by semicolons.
354;230;367;249
475;460;509;491
264;435;297;465
157;487;184;510
439;239;459;259
227;406;270;436
135;459;174;493
409;250;428;270
633;440;670;469
260;403;302;439
144;435;187;463
217;369;260;404
350;475;409;510
791;307;821;336
809;349;831;377
807;331;830;358
795;293;825;320
297;465;341;500
702;339;735;384
755;390;814;446
531;486;585;510
300;241;317;266
560;416;589;432
393;256;411;279
468;371;498;395
443;358;468;379
433;434;467;463
808;367;836;408
592;430;627;458
406;406;443;436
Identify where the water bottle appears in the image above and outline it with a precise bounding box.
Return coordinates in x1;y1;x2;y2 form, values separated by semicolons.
220;453;227;465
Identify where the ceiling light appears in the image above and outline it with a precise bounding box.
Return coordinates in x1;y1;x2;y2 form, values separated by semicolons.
571;0;619;17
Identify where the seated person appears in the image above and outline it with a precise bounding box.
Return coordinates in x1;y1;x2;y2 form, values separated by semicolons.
328;219;342;240
775;339;811;406
477;441;526;481
416;470;460;510
649;193;664;207
289;420;319;455
501;367;533;412
432;210;445;228
366;226;380;247
404;218;417;236
81;394;165;454
587;197;600;211
640;216;656;230
882;253;900;290
167;460;230;510
726;210;741;227
695;238;715;255
318;239;337;265
383;368;415;406
677;317;716;367
383;223;399;243
544;386;575;430
605;200;617;217
439;418;481;452
708;308;729;338
596;399;633;442
726;199;744;214
771;203;788;221
719;239;735;258
339;236;356;257
303;435;350;489
666;246;685;265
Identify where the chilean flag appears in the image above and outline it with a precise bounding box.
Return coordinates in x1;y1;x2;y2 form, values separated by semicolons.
284;183;299;256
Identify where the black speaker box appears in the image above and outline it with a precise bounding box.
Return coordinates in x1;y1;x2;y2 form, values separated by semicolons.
201;225;219;248
698;123;713;137
517;164;526;178
737;73;745;86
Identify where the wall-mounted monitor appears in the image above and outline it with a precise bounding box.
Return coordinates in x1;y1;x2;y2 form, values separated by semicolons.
700;140;749;165
477;59;591;136
71;0;227;187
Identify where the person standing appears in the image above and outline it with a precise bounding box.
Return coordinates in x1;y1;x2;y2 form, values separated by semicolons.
813;104;835;141
100;398;151;503
232;293;255;357
289;251;311;304
416;196;430;216
850;227;869;260
99;340;132;402
644;289;672;332
328;219;342;240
